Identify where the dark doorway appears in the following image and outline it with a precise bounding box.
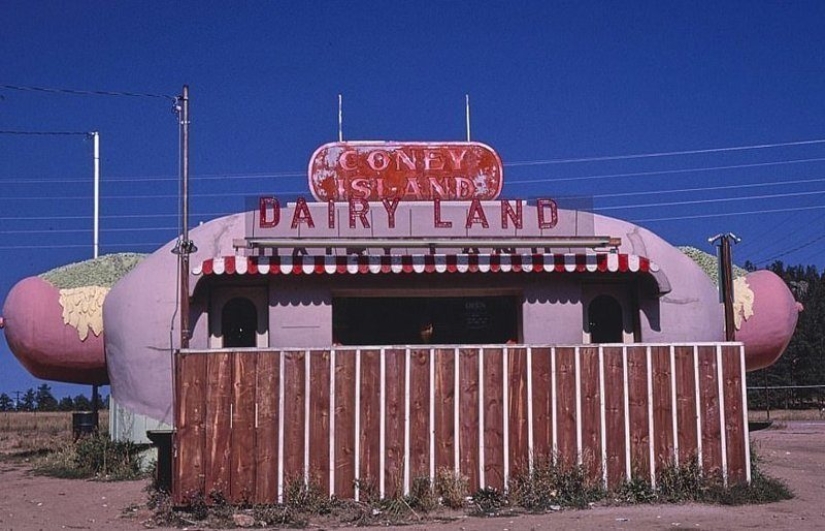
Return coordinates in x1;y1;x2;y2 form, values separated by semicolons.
333;296;519;346
222;297;258;348
588;295;624;343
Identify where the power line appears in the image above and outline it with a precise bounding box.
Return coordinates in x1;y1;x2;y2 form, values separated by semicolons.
505;138;825;166
596;189;825;212
0;83;176;101
754;233;825;265
593;176;825;200
630;203;825;222
0;130;91;136
505;157;825;185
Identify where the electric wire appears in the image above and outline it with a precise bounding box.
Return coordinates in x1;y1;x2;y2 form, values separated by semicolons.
505;138;825;166
0;83;176;101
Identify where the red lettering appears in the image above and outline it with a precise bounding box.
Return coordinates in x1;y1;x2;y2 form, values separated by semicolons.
465;199;490;229
501;199;523;229
349;198;370;229
537;198;558;229
382;198;400;229
328;200;335;229
433;198;452;228
259;196;280;228
291;197;315;229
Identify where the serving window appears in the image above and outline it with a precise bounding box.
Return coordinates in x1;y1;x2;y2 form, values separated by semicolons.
332;295;519;346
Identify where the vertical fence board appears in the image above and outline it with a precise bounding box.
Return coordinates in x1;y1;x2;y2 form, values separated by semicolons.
359;350;381;491
674;346;698;466
175;352;207;504
579;346;601;475
282;351;306;485
230;352;257;503
508;347;530;473
530;347;553;459
254;351;280;504
308;351;331;494
459;349;481;492
483;348;505;489
433;348;456;474
409;349;431;480
204;352;233;498
626;346;650;480
698;345;723;477
334;350;357;498
383;349;405;496
555;347;577;467
722;346;747;484
603;347;626;489
651;346;675;471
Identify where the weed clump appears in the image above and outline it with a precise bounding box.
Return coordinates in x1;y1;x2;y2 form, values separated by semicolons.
34;431;146;480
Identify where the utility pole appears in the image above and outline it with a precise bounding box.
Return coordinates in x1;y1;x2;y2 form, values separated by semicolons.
174;85;194;349
709;233;741;341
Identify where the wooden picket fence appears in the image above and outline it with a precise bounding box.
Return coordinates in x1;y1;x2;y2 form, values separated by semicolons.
172;343;749;505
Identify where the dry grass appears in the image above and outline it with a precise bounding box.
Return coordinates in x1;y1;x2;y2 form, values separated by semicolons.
0;411;110;460
748;409;824;422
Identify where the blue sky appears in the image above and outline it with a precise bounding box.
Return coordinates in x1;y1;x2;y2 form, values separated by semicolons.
2;1;824;398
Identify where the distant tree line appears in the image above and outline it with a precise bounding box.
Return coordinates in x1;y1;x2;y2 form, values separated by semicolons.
746;261;825;409
0;384;108;412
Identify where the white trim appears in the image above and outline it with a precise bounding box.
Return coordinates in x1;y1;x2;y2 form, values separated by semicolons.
670;345;679;467
526;347;534;473
304;351;311;485
329;350;336;496
454;347;460;475
354;349;361;502
598;345;607;489
429;349;436;482
622;345;631;482
404;348;411;494
277;352;286;503
575;346;583;466
503;347;510;489
741;345;752;483
646;346;655;487
717;344;728;487
478;348;486;487
379;348;386;498
551;347;558;459
694;345;703;471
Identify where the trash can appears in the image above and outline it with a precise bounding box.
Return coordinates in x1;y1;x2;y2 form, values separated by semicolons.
147;430;174;492
72;411;98;439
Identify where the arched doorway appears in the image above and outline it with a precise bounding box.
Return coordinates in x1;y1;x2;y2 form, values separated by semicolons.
588;294;624;344
221;297;258;348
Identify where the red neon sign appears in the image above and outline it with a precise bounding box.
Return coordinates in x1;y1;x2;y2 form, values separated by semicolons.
308;141;503;202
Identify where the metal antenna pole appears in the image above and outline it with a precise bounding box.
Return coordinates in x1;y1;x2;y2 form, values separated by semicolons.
338;94;343;142
465;94;471;142
92;131;100;259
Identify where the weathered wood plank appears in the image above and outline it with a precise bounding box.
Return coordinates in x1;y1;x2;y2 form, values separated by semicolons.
230;352;257;503
603;346;626;489
483;348;504;489
174;352;207;504
409;349;431;480
459;349;480;492
204;352;232;498
254;351;279;504
334;350;356;498
308;351;331;495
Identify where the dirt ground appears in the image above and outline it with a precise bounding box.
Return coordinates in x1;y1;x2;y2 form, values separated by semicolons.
1;420;824;531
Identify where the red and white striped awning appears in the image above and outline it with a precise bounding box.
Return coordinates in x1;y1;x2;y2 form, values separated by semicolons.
192;253;659;276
